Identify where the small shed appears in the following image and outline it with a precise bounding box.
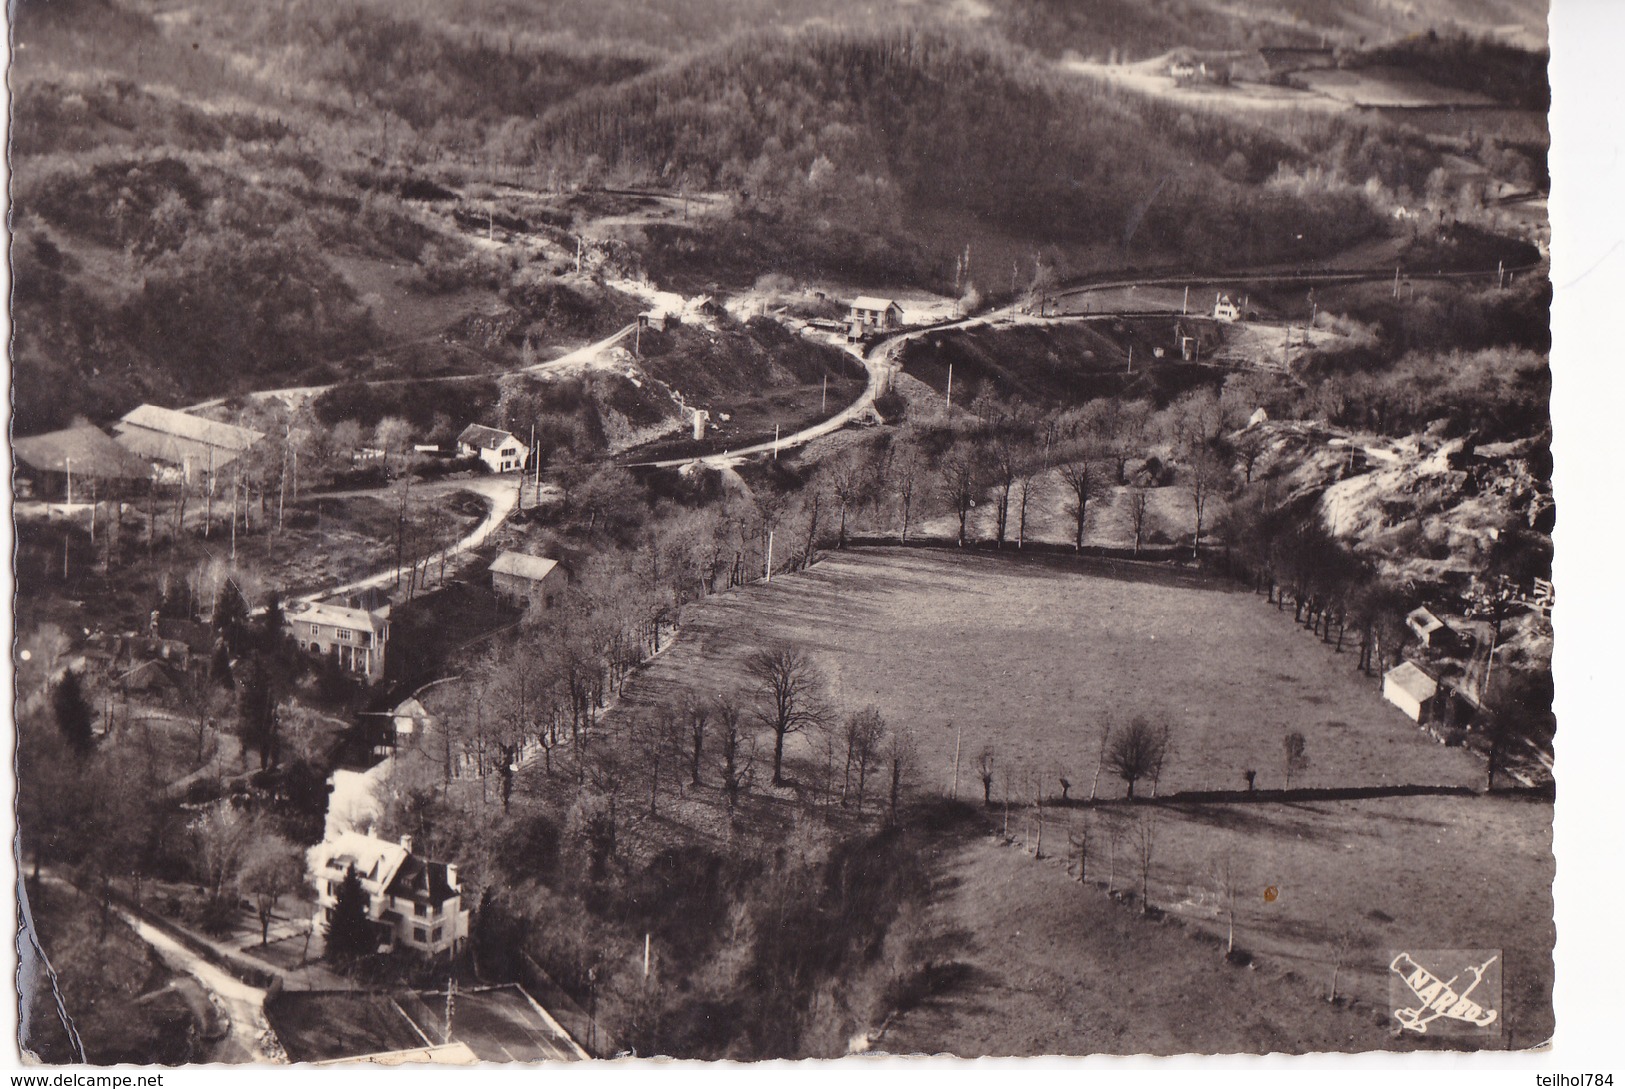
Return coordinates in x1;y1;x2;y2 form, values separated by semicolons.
847;296;904;339
490;552;567;610
1383;661;1440;723
391;697;435;748
1405;607;1454;649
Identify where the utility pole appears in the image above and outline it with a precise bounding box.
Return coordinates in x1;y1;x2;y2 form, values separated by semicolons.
950;724;962;800
1182;285;1189;315
765;529;774;584
1127;345;1133;375
773;423;780;459
1393;266;1401;299
205;447;215;538
821;373;827;413
946;362;954;413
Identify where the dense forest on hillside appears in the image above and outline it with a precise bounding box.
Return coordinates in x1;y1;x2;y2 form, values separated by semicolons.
9;0;1545;433
537;29;1388;269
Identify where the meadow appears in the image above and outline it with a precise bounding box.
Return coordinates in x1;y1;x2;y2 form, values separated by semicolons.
629;547;1486;797
617;546;1551;1052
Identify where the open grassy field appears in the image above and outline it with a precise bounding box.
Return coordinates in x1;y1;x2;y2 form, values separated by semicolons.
618;547;1550;1052
633;547;1484;796
882;794;1551;1055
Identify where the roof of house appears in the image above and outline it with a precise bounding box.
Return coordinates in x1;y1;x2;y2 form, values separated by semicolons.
1406;607;1448;634
116;405;264;452
310;831;412;888
490;551;560;582
385;855;460;908
156;617;217;651
1384;661;1439;703
850;296;900;312
458;424;517;450
14;425;155;480
290;600;389;634
121;659;180;691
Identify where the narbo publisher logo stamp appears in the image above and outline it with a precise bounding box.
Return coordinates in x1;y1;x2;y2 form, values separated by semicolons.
1388;949;1503;1036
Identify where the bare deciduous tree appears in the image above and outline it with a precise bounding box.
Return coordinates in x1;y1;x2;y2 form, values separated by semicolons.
1132;809;1158;915
1058;451;1111;552
745;644;831;785
1127;487;1153;555
1069;814;1090;883
975;744;996;806
716;700;753;812
241;829;304;946
1183;440;1227;560
938;450;979;548
1105;717;1171;799
841;705;887;808
686;698;710;788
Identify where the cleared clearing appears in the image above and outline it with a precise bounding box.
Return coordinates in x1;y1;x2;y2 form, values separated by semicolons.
622;547;1551;1053
633;547;1485;796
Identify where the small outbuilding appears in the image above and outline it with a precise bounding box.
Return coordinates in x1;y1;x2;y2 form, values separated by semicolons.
1405;607;1455;649
848;297;904;339
1383;661;1440;723
490;551;566;610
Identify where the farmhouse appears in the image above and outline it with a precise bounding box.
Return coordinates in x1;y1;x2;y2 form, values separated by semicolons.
638;309;674;332
490;551;566;610
307;832;471;958
848;296;904;339
457;424;528;474
1213;294;1242;323
13;424;154;500
288;600;390;684
113;404;265;484
1383;660;1441;723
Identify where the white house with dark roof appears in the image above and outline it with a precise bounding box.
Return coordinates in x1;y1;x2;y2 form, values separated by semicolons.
847;296;904;339
490;551;566;610
113;404;264;484
288;600;390;683
457;424;527;474
308;831;471;957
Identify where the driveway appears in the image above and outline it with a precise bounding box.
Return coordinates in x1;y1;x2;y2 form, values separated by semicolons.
118;908;280;1062
295;475;551;604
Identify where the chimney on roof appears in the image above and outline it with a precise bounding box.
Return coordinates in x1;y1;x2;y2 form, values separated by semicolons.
400;833;414;854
